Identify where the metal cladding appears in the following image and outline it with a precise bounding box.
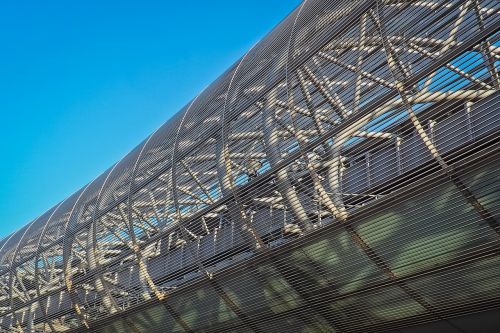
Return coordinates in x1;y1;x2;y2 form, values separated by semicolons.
1;0;500;332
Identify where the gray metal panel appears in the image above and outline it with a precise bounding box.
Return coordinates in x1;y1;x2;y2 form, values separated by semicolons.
1;0;500;331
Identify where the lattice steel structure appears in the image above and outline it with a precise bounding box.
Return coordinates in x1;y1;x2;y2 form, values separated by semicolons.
1;0;500;332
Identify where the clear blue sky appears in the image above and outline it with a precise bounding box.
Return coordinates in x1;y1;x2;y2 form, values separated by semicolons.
0;0;302;239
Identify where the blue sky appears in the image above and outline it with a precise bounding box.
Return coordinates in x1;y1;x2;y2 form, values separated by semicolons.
0;0;302;239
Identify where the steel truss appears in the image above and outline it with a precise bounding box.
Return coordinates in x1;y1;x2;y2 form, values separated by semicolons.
1;0;499;332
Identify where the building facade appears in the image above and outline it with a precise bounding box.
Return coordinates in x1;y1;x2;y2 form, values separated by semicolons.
1;0;499;332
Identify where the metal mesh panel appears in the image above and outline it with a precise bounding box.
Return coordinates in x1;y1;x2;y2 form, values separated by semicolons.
1;0;500;332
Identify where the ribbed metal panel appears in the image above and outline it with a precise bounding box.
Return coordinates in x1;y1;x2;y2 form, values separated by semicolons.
1;0;499;332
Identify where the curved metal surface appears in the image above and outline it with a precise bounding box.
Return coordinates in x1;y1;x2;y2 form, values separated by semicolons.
1;0;500;332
